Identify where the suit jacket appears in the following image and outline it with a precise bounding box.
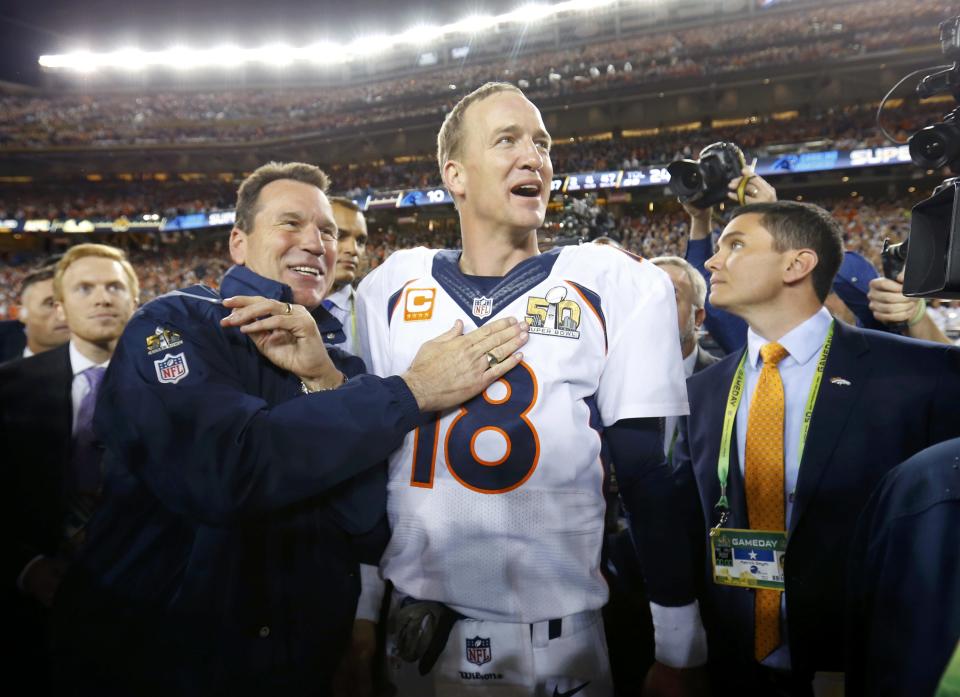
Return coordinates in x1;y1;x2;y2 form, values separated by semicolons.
0;319;26;363
0;343;73;685
693;343;720;373
673;321;960;682
846;437;960;697
0;343;74;585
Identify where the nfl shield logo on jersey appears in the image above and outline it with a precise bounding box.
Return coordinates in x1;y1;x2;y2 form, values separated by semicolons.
472;296;493;319
465;636;492;666
154;352;189;384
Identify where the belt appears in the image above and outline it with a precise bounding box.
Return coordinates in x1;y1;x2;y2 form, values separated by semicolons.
529;609;599;646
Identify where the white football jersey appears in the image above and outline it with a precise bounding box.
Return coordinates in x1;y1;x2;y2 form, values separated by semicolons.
356;244;688;623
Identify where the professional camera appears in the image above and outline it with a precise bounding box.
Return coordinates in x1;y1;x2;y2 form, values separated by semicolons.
882;15;960;298
666;142;747;209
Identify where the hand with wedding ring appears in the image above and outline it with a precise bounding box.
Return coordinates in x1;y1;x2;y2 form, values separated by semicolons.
727;166;777;206
220;295;343;389
401;317;529;413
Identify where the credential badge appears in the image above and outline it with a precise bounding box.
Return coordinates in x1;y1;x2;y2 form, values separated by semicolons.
154;352;189;384
472;296;493;319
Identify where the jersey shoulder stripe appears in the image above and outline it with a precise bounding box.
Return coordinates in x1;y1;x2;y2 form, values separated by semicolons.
567;279;607;352
387;279;420;327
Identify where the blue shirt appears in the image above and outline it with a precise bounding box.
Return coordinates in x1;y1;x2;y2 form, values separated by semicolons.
736;307;833;531
735;306;832;669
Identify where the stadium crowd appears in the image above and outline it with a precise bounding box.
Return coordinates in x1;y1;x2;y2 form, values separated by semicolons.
0;0;945;149
0;194;919;322
0;99;947;222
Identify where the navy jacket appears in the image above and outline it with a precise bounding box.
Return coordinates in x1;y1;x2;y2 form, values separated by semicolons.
673;321;960;684
0;319;26;363
846;437;960;697
55;265;424;696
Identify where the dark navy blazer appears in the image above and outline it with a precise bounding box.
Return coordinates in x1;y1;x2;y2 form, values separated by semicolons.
0;319;26;363
846;437;960;697
673;321;960;682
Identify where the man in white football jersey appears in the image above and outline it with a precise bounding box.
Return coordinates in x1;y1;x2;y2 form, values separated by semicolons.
356;83;707;697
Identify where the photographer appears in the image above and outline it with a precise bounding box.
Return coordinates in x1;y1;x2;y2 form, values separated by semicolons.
867;271;952;344
681;164;774;353
681;161;902;353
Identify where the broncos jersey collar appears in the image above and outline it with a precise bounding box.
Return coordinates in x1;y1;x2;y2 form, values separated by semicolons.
432;248;562;327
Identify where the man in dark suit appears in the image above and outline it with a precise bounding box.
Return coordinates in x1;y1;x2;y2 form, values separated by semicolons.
1;243;139;689
0;264;70;363
845;437;960;697
0;318;26;361
603;255;720;693
673;201;960;695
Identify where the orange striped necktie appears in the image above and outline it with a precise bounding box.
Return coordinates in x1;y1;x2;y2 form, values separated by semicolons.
744;341;789;662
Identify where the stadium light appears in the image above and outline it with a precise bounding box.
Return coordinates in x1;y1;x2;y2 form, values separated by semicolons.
210;45;247;68
556;0;618;10
111;48;149;71
253;43;297;67
500;4;556;24
306;42;344;66
445;14;498;35
37;0;623;73
346;34;393;59
159;47;208;71
396;24;445;46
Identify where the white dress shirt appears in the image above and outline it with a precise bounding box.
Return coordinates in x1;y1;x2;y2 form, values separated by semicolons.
324;284;358;356
69;341;110;435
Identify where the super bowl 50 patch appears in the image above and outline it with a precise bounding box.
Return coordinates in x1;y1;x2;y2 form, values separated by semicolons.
525;286;581;339
146;327;184;355
154;352;189;384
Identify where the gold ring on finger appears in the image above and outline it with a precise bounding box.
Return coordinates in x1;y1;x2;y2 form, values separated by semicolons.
284;302;293;315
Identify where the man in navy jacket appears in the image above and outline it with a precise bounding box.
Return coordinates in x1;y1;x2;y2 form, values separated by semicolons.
845;437;960;697
54;162;528;696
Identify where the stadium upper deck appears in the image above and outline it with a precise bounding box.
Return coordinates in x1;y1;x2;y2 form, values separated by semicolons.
0;0;947;160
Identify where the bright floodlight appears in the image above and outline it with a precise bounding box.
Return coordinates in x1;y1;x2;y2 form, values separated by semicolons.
38;0;623;72
396;24;445;46
445;14;498;35
210;45;248;68
500;3;555;24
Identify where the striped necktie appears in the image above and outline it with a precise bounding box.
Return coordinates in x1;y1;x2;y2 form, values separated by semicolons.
744;341;789;662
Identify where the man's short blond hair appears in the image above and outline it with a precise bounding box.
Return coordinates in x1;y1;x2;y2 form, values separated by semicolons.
54;243;140;303
437;82;524;175
651;255;707;309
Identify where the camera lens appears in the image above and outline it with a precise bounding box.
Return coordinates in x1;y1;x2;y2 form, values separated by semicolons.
909;123;960;169
680;168;702;190
666;159;703;199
